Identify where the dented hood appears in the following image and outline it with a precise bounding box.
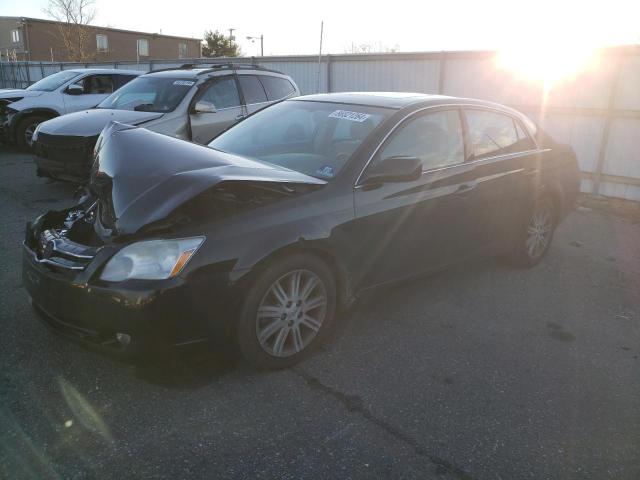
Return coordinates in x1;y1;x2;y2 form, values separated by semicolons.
90;122;326;236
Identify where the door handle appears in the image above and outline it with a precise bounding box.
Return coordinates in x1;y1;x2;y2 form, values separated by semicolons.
456;182;477;196
235;114;246;120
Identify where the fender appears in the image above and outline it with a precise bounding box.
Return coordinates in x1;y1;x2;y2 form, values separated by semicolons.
7;107;60;140
229;225;356;308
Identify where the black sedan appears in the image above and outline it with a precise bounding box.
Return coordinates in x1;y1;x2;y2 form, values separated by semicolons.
22;93;580;368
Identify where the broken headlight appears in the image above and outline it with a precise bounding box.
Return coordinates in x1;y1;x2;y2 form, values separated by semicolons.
100;237;205;281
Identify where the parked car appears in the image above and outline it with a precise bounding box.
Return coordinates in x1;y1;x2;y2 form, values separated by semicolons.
0;68;141;149
31;63;300;182
22;93;580;368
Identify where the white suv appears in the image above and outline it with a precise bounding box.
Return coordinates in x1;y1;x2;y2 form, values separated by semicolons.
0;68;141;149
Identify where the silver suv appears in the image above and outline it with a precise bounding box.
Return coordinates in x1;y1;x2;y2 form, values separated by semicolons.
33;64;300;182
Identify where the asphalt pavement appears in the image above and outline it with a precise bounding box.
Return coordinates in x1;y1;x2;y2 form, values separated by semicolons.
1;147;639;479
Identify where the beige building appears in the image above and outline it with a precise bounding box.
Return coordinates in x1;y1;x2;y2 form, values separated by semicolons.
0;16;201;62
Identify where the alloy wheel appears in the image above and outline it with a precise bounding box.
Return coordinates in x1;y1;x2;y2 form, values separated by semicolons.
526;203;553;259
256;269;328;358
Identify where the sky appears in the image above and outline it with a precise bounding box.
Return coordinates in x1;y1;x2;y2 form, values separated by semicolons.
3;0;640;56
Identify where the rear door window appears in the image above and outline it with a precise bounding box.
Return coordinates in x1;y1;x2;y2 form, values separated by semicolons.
258;75;296;101
379;109;465;171
466;109;535;158
238;75;268;105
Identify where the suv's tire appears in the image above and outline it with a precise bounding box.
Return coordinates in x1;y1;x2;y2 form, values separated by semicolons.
237;253;337;369
508;197;556;268
16;115;48;150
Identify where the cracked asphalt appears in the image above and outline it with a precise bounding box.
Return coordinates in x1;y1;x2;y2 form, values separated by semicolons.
1;147;639;479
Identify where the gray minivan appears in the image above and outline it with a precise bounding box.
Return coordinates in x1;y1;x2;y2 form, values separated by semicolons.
32;63;300;182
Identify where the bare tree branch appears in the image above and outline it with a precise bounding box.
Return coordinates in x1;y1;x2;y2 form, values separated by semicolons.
44;0;97;62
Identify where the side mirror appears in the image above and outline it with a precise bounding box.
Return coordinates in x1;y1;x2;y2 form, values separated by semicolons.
66;84;84;95
194;100;217;113
363;156;422;184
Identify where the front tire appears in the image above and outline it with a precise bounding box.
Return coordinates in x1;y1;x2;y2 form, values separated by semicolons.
16;115;47;150
237;254;337;369
508;197;556;268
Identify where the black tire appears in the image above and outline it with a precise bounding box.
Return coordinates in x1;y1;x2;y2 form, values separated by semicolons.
508;197;556;268
237;253;337;369
16;115;47;150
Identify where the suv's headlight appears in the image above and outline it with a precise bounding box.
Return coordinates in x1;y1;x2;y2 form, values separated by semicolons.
100;237;205;281
32;122;42;143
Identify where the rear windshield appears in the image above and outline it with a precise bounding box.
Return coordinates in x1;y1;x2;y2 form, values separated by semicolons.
97;76;194;112
209;100;391;180
26;71;80;92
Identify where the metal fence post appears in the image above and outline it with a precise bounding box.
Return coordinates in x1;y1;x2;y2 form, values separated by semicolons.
438;51;447;95
592;54;624;196
326;55;332;93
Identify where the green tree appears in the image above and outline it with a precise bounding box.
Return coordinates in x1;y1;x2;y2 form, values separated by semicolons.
201;30;242;58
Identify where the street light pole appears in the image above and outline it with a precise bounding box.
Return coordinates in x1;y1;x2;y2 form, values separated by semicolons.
246;35;264;57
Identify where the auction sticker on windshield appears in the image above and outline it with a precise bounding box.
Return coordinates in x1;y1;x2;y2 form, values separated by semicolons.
329;110;371;122
173;80;195;86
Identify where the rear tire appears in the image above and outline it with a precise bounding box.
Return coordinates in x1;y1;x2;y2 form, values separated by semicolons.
237;254;337;369
16;115;48;151
507;197;556;268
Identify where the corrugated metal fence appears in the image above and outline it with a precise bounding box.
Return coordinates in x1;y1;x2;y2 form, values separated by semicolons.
1;47;639;201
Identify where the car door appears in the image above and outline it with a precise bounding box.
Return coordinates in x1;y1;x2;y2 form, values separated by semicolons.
238;75;271;116
463;108;539;251
353;107;487;287
62;74;115;113
189;75;243;144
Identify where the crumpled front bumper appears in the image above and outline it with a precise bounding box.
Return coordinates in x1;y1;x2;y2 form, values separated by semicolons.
22;241;238;357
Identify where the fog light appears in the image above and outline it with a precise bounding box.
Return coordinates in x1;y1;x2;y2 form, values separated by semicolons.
116;333;131;346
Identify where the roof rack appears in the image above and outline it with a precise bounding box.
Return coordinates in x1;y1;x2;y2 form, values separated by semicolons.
196;63;284;75
146;62;285;76
146;63;200;73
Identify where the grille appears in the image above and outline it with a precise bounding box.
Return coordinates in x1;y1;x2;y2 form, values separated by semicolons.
35;133;98;169
26;229;100;272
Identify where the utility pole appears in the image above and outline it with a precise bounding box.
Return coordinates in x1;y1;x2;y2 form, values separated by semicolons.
228;28;235;41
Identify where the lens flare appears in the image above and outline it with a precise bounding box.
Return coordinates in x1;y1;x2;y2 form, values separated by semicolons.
495;38;601;87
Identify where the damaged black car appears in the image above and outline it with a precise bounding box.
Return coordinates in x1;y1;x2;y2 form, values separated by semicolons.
22;93;580;368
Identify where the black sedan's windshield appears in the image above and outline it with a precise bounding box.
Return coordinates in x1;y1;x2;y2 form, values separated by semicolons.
26;71;80;91
97;77;194;112
209;100;391;179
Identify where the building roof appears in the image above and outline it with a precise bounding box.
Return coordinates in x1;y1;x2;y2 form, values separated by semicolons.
2;16;201;42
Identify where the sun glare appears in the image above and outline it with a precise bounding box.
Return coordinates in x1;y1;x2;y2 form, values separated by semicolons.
495;37;601;88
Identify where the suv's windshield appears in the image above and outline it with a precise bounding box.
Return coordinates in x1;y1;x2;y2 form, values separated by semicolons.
97;76;194;112
208;100;390;179
26;71;80;92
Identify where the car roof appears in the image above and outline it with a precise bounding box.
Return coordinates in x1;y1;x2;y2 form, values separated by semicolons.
293;92;451;109
293;92;527;117
64;68;142;75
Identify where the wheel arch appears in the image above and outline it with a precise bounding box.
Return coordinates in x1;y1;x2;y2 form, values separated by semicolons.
10;108;59;137
242;241;354;310
538;182;564;225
